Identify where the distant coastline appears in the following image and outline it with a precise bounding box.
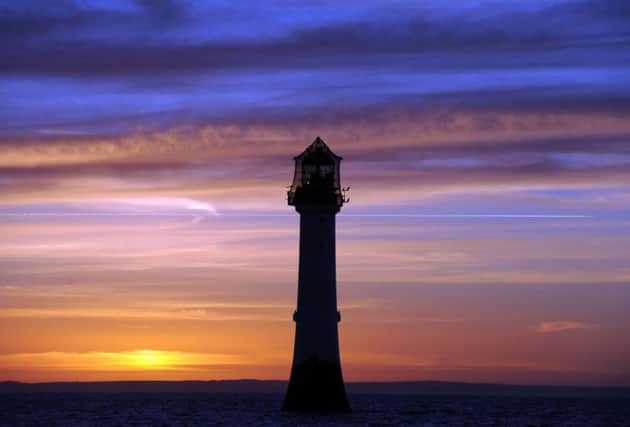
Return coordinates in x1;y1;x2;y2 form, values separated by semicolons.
2;380;628;398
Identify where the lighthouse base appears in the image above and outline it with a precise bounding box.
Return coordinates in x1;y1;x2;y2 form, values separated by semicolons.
282;361;351;412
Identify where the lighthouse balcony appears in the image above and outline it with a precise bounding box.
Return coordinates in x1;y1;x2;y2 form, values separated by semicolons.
287;185;344;207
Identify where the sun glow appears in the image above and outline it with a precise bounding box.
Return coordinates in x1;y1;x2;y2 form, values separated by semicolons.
122;350;175;369
0;350;241;374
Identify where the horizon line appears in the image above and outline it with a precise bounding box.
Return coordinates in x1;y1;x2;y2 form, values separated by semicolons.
2;379;628;389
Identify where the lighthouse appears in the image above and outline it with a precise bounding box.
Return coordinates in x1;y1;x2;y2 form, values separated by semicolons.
283;137;351;412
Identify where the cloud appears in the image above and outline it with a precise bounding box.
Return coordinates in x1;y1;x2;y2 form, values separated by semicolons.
2;1;629;143
116;197;219;215
537;321;596;333
2;0;628;77
0;307;285;322
1;109;629;210
2;1;629;387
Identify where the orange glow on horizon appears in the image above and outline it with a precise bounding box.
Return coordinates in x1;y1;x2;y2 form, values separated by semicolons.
1;213;629;386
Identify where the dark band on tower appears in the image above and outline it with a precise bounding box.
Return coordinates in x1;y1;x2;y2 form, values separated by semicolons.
282;137;351;412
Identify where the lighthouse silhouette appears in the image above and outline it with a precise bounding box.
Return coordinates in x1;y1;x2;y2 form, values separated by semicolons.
283;137;351;412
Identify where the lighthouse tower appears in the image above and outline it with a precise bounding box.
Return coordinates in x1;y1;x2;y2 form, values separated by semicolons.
283;137;351;412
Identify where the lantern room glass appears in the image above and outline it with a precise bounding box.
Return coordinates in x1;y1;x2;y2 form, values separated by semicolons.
288;138;343;207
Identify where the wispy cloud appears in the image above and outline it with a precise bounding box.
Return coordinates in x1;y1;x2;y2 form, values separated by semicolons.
0;304;289;322
2;110;630;210
2;0;630;138
537;321;596;333
2;0;630;386
114;197;219;215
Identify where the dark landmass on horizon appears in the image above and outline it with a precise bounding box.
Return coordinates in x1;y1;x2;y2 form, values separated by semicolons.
1;380;628;398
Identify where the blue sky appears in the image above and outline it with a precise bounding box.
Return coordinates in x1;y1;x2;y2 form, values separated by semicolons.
1;0;630;384
2;0;630;136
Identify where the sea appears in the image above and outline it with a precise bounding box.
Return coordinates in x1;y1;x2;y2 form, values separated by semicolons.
1;393;628;427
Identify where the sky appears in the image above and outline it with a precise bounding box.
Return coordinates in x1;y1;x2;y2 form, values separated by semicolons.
1;0;630;386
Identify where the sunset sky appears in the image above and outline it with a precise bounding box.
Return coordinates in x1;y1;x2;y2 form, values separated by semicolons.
1;0;630;386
